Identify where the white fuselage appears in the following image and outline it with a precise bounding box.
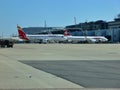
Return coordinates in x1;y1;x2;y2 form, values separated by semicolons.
64;35;108;43
25;34;108;43
26;34;66;42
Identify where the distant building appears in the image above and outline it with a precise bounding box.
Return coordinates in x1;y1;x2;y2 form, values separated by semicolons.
108;15;120;29
66;20;108;31
22;27;64;34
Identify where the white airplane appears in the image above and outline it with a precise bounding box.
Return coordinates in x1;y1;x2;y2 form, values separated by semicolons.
17;26;108;43
17;26;66;43
63;30;108;43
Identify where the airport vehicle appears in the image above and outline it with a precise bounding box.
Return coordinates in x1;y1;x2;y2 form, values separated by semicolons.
64;30;108;43
17;26;66;43
0;39;14;48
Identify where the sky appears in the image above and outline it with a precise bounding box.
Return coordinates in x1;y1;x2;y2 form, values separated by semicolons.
0;0;120;37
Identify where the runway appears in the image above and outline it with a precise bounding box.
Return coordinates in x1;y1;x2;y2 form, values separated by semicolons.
0;44;120;89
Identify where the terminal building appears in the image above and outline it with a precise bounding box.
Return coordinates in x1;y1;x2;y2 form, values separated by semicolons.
22;14;120;43
108;17;120;29
66;20;108;30
65;15;120;43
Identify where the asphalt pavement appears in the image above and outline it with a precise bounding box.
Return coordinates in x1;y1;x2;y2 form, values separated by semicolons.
21;60;120;88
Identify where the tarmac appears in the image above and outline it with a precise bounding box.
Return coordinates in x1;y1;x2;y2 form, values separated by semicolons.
0;44;120;89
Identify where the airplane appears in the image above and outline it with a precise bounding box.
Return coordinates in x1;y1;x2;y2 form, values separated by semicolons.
17;25;66;43
17;25;108;43
63;30;108;43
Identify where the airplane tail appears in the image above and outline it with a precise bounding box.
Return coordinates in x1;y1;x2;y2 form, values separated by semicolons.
64;30;70;36
17;25;28;40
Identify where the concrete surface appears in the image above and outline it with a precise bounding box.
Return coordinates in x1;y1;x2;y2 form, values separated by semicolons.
0;44;120;89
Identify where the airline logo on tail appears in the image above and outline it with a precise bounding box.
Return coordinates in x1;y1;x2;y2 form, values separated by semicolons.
17;25;28;40
64;30;70;36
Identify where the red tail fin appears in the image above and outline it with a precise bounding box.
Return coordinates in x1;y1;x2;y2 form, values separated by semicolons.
17;26;28;40
64;30;70;36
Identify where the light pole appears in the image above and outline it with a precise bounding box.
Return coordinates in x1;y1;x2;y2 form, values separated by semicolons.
74;17;77;25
